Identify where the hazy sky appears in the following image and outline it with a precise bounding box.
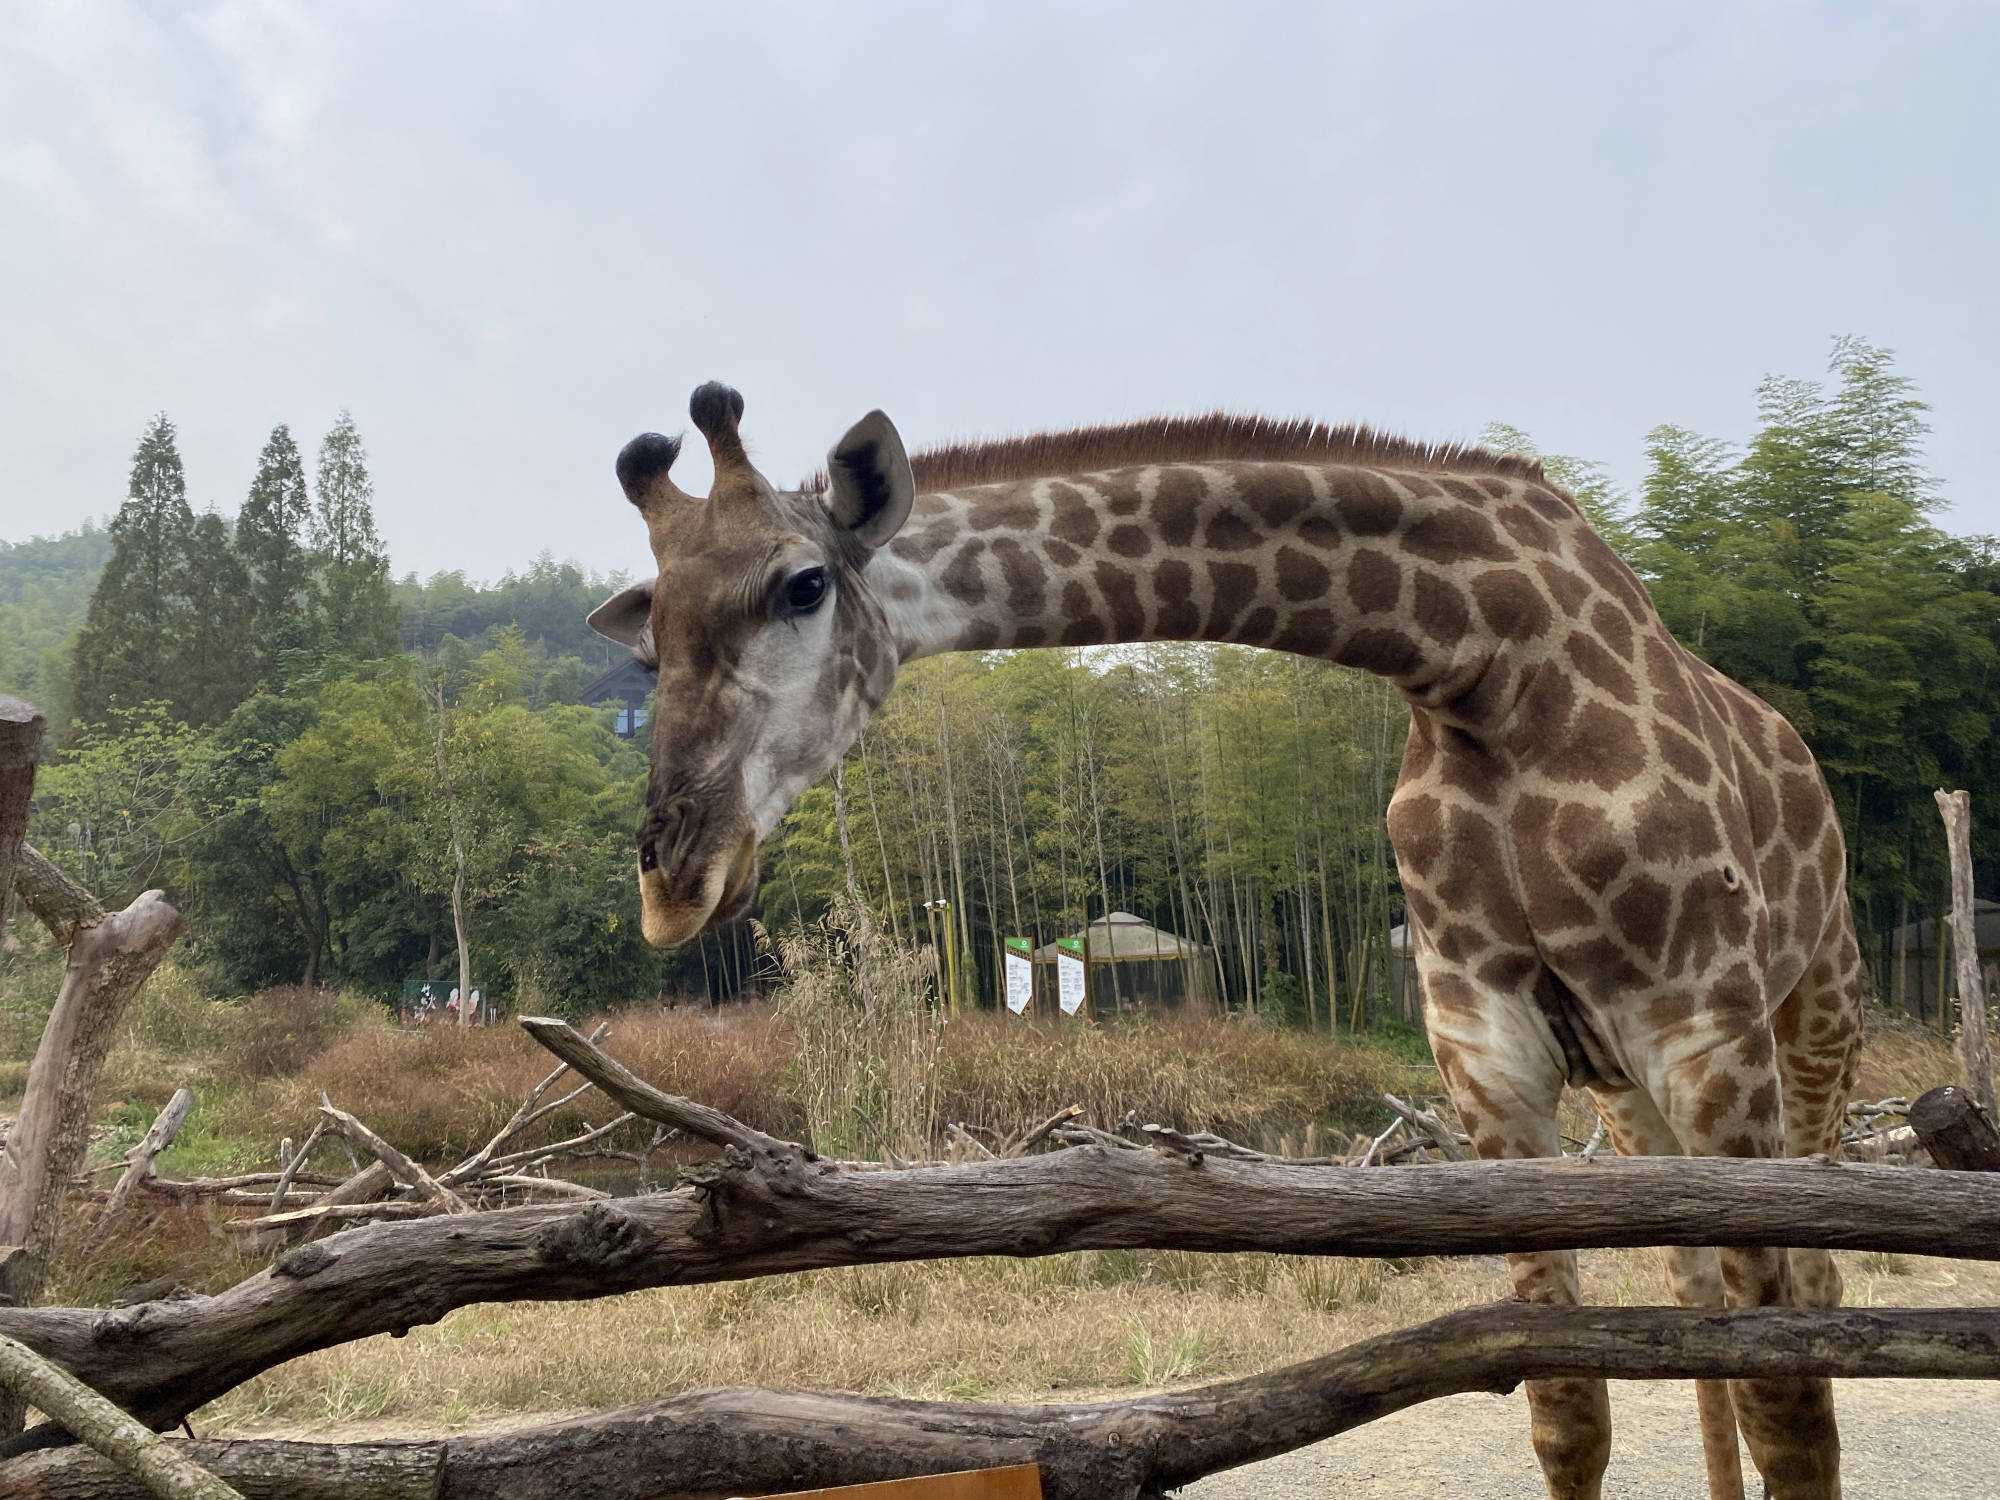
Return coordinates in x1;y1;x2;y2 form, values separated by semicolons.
3;2;1995;581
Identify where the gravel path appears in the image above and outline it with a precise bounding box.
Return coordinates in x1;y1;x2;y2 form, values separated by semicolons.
1182;1378;2000;1498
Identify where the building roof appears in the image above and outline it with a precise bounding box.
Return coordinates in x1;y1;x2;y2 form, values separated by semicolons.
1033;911;1210;963
1887;898;2000;956
579;656;654;709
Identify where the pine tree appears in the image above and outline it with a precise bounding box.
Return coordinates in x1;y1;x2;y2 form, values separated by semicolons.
313;411;401;661
177;510;257;726
69;414;195;726
236;423;317;676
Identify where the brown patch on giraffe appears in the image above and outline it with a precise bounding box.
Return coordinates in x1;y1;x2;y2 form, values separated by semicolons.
990;536;1045;618
1645;639;1707;736
1512;795;1600;932
1060;579;1093;623
1746;1079;1780;1124
1043;537;1081;568
1516;662;1576;744
1666;875;1752;977
966;490;1039;532
1438;476;1488;504
1296;514;1339;549
958;622;1001;650
1153;468;1205;548
1151;558;1199;637
1346;549;1403;613
1563;631;1638;704
1435;922;1490;962
1778;720;1815;765
1589;601;1635;661
1534;559;1592;617
1653;722;1712;784
893;524;957;566
1013;625;1048;648
1106;522;1152;558
1477;951;1539;991
1543;702;1648;792
1275;545;1331;601
1548;934;1651;991
1237;464;1314;527
1331;470;1405;535
1405;887;1439;929
1094;561;1147;639
1551;803;1628;894
1610;874;1673;962
1817;826;1845;904
1647;990;1697;1033
1738;755;1779;843
1401;718;1437;778
1471;568;1553;640
1691;1072;1742;1138
1725;686;1774;760
1496;503;1561;552
1059;617;1106;646
1272;608;1335;655
1432;808;1532;943
1049;489;1100;548
1632;780;1723;865
1412;570;1470;644
1203;561;1258;636
1423;970;1483;1022
1094;469;1145;517
1403;507;1517;565
1203;508;1259;552
938;537;989;606
1576;539;1653;620
1521;486;1572;523
1435;730;1508;805
1238;605;1278;644
1779;771;1823;850
1340;627;1423;676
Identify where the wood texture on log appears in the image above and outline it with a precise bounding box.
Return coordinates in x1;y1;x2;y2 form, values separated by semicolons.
0;697;44;936
1936;789;1999;1115
98;1093;194;1230
0;1441;441;1500
315;1109;465;1214
0;1149;1997;1438
0;1306;1995;1500
0;890;183;1307
1909;1085;2000;1172
0;1333;242;1499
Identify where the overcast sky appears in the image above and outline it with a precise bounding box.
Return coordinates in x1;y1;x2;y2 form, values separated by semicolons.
3;2;1995;581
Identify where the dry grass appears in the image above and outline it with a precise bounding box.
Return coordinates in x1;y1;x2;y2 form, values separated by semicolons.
199;1247;2000;1436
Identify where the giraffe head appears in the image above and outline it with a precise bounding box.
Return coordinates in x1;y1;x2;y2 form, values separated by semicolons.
589;382;915;946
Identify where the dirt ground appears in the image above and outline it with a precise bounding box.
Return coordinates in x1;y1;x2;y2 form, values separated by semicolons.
1182;1378;2000;1498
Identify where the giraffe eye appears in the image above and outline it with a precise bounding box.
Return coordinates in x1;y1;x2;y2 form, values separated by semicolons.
782;567;828;616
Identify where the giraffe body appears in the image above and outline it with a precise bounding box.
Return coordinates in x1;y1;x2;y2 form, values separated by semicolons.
596;388;1864;1500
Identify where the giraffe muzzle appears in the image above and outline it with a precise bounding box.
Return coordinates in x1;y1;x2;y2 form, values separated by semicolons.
637;824;760;947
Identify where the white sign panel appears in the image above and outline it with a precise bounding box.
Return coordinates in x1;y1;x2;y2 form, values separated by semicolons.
1057;950;1087;1016
1005;949;1033;1015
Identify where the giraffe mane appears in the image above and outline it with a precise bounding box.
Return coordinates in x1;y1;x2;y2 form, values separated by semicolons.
801;412;1551;495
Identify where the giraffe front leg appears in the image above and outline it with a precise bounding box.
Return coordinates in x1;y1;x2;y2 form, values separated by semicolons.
1653;1031;1841;1500
1430;1016;1608;1500
1592;1084;1745;1500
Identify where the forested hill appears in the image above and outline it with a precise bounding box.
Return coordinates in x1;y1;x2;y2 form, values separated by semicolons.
0;521;115;722
393;554;633;676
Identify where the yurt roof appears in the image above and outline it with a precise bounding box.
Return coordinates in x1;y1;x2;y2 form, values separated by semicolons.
1032;911;1210;963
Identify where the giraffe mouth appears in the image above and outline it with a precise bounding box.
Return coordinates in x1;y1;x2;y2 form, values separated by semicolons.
637;825;760;947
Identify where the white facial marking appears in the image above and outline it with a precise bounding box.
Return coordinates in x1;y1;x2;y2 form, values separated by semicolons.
863;546;969;662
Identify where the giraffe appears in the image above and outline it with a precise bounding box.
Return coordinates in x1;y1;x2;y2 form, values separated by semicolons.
590;381;1864;1500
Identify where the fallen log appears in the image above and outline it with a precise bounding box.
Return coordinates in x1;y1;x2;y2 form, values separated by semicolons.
0;1333;242;1500
0;1305;1994;1500
1;1131;1999;1441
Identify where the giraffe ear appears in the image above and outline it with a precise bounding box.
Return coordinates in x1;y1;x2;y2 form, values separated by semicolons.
825;410;914;549
587;584;654;653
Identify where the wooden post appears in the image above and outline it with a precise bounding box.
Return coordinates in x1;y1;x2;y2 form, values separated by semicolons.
1934;789;1997;1115
0;697;44;937
1909;1084;2000;1172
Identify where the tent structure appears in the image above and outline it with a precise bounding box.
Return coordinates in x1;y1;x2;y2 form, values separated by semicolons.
1883;898;2000;1021
1031;911;1214;1011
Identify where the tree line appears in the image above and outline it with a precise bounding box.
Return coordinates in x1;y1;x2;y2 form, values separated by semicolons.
6;338;1996;1027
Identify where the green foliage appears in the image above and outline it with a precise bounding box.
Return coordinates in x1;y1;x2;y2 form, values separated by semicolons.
394;552;635;685
0;520;111;737
312;411;401;663
236;424;318;677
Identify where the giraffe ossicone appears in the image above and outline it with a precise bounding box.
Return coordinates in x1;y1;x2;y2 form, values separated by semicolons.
594;381;1860;1500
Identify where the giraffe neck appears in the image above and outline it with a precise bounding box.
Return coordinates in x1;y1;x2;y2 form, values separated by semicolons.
868;460;1635;736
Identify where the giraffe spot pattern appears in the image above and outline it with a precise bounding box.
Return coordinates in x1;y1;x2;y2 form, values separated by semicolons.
1275;545;1331;601
1413;570;1470;644
1094;561;1147;639
1346;550;1402;613
1472;568;1553;639
1107;522;1152;558
1563;630;1638;703
1271;608;1335;655
1404;506;1517;565
1204;561;1257;636
1153;469;1205;547
1543;702;1648;792
1536;560;1593;617
1152;558;1199;637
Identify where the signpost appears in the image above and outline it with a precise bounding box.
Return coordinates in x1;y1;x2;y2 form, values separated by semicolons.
1003;937;1034;1016
1055;938;1087;1018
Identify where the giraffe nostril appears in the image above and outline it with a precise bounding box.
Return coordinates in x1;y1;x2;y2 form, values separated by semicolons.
1721;864;1741;893
639;844;659;873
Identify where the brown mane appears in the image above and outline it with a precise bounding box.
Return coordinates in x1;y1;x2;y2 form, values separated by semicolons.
898;412;1549;493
